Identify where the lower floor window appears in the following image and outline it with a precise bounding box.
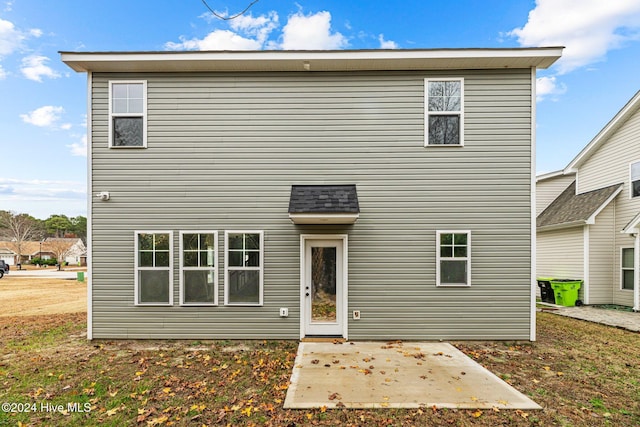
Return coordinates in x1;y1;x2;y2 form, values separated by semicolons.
436;230;471;286
225;231;263;305
180;232;218;305
136;232;172;305
622;247;634;290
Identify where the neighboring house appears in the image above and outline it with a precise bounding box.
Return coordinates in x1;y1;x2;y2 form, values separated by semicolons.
62;48;562;340
0;238;87;265
536;90;640;311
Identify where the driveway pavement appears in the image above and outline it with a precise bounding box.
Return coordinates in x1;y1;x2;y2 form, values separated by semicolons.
284;341;540;409
542;306;640;332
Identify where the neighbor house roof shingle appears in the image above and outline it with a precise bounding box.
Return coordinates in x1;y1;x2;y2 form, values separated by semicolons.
537;181;623;230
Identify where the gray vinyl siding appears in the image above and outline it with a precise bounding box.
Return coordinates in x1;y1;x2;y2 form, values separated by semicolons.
537;227;584;280
587;203;615;304
90;69;534;340
577;108;640;306
536;174;575;215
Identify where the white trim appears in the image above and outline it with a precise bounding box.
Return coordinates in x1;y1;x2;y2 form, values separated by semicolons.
299;234;349;339
435;230;471;287
620;246;635;291
583;225;590;304
535;169;570;182
621;212;640;234
108;80;147;148
424;78;464;147
224;231;264;306
179;231;218;306
61;48;563;73
288;213;359;224
134;231;174;306
629;160;640;200
635;236;640;311
530;67;537;341
86;71;93;340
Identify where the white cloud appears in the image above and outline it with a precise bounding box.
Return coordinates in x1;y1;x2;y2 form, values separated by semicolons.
20;105;65;128
20;55;61;82
0;63;6;79
536;76;567;101
509;0;640;74
378;34;398;49
166;11;278;51
279;11;348;50
166;29;261;50
67;134;87;157
0;17;23;56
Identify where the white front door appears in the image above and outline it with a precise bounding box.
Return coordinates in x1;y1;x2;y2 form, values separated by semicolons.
301;236;347;337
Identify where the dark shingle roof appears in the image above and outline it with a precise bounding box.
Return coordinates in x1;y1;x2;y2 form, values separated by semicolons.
537;181;622;229
288;185;359;214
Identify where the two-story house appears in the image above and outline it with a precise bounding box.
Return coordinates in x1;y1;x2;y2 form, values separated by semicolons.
537;91;640;312
62;48;562;340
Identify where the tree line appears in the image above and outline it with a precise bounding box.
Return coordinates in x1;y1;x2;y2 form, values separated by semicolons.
0;211;87;244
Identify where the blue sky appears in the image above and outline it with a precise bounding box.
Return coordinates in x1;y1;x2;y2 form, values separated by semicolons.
1;0;639;219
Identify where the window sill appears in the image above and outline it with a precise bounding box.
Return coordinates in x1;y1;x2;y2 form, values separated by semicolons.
436;283;471;288
424;143;464;148
180;303;218;306
135;302;173;306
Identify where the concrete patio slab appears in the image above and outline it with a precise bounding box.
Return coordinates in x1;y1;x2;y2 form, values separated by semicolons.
284;341;540;410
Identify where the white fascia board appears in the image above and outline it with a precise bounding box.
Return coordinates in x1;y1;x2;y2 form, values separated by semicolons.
61;47;563;73
289;213;359;224
621;212;640;234
535;169;575;182
537;221;585;232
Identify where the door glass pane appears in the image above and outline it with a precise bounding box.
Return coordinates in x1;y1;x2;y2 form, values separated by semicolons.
311;246;337;323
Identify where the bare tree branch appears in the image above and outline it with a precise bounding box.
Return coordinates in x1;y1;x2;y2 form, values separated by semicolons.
201;0;261;20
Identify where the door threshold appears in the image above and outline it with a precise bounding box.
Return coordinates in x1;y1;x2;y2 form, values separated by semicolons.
301;336;346;343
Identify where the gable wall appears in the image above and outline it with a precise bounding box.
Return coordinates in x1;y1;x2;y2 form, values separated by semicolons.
90;69;534;340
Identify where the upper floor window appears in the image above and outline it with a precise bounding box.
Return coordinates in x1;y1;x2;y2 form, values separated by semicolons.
425;79;463;146
109;81;147;148
436;230;471;286
631;161;640;198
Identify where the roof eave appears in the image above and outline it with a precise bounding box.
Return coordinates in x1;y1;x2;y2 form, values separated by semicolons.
61;47;563;73
289;213;359;225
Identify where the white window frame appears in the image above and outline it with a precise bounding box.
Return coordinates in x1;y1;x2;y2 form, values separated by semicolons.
224;231;264;306
179;231;218;306
621;247;634;291
108;80;147;148
436;230;471;287
424;78;464;147
629;160;640;199
134;231;173;306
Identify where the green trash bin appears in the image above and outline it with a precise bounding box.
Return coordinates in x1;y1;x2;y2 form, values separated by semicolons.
77;272;85;282
550;280;582;306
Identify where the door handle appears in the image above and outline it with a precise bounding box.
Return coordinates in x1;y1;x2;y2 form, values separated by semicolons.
305;293;310;297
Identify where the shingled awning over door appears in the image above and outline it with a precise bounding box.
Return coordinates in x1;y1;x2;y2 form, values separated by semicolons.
288;185;360;224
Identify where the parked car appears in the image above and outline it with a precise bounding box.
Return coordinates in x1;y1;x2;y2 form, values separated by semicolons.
0;260;9;278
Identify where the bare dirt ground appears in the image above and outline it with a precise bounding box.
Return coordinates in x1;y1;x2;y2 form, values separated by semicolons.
0;276;86;317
